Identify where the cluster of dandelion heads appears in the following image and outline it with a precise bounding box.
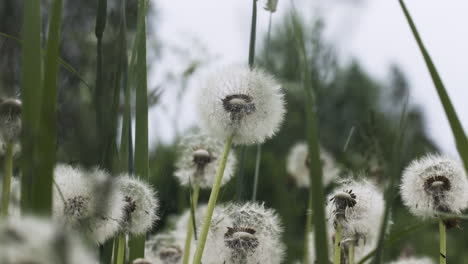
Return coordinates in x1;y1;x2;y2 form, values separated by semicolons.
174;133;237;189
286;142;340;188
204;202;285;264
116;174;159;234
388;257;435;264
197;66;286;145
0;217;97;264
146;233;185;264
52;164;124;244
326;179;385;255
400;154;468;219
0;98;22;143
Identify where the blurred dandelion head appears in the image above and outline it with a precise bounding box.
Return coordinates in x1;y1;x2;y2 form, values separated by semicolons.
0;98;22;143
264;0;279;13
400;154;468;219
388;256;435;264
117;175;159;234
174;133;236;189
133;259;153;264
197;66;286;145
146;234;184;264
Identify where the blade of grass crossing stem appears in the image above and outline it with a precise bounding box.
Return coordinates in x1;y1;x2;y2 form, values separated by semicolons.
20;0;42;212
399;0;468;172
128;0;150;261
290;6;330;263
34;0;63;215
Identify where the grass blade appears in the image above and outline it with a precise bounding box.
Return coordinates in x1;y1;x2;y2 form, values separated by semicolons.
398;0;468;171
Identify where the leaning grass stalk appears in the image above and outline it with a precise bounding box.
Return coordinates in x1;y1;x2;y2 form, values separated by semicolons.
192;134;234;264
398;0;468;172
116;234;126;264
334;222;342;264
349;241;355;264
1;143;13;217
439;219;446;264
303;194;313;264
182;183;200;264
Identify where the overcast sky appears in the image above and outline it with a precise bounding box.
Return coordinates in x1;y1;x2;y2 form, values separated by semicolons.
150;0;468;158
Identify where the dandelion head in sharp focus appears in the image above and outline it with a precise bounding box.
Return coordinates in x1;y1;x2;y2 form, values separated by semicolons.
400;154;468;219
174;133;237;189
286;142;340;188
197;66;286;145
326;179;385;249
204;202;285;264
117;175;159;235
0;217;97;264
388;257;435;264
146;234;184;264
52;164;124;244
0;98;22;143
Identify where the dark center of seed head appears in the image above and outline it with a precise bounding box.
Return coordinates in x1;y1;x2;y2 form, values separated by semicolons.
192;148;212;167
159;245;183;262
0;99;22;118
222;94;255;120
331;190;357;219
65;196;89;218
224;227;259;252
424;175;451;193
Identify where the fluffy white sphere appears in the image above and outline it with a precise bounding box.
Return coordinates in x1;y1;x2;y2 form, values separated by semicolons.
388;257;435;264
286;142;340;188
196;66;286;145
400;154;468;218
203;202;285;264
116;175;159;235
0;216;97;264
52;164;124;244
174;133;237;189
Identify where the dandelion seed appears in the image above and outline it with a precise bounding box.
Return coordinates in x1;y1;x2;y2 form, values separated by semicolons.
0;216;97;264
116;174;159;234
400;154;468;219
388;256;435;264
174;133;237;189
286;142;339;188
204;202;285;264
0;98;22;143
52;164;124;244
197;66;286;145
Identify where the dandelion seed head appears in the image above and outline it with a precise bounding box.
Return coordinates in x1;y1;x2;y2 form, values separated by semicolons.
204;202;285;264
53;164;124;244
400;154;468;218
286;142;340;188
264;0;279;12
197;66;286;145
388;257;435;264
117;175;159;234
174;133;237;189
0;98;22;143
146;233;184;264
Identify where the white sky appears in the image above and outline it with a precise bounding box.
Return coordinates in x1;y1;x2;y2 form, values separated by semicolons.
149;0;468;158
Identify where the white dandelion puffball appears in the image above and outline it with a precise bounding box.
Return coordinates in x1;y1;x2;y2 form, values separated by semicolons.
286;142;340;188
52;164;124;244
326;179;385;248
146;233;185;264
174;133;237;189
0;98;22;143
204;202;285;264
400;154;468;218
117;174;159;234
0;217;97;264
388;257;435;264
197;66;286;145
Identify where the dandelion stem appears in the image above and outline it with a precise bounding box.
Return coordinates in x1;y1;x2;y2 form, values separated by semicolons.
182;183;200;264
334;222;342;264
349;241;355;264
252;144;262;201
303;194;313;264
192;134;234;264
439;219;446;264
1;143;13;217
116;234;126;264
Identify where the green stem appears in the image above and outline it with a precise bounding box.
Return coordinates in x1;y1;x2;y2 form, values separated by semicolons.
334;222;342;264
182;183;200;264
248;0;258;68
1;143;13;217
439;219;446;264
251;144;261;201
192;134;234;264
349;241;355;264
303;193;313;264
116;234;126;264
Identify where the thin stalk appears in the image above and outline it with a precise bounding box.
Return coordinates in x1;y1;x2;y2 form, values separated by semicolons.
303;194;313;264
1;143;13;217
251;144;261;201
192;134;234;264
439;219;446;264
349;241;355;264
334;222;342;264
182;183;200;264
116;234;126;264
